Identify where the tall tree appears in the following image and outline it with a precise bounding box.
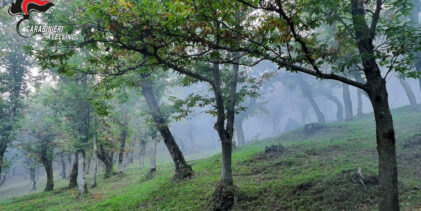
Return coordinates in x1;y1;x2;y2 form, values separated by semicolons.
342;83;354;121
198;0;419;209
0;15;30;177
18;87;62;191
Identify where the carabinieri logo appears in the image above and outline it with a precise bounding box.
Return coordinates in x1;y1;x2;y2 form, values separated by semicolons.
8;0;54;37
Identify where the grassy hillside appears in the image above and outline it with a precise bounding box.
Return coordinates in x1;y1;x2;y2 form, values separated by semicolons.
0;106;420;210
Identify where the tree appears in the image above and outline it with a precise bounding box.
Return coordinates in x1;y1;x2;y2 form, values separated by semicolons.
342;83;354;121
398;76;418;112
17;87;62;191
192;0;418;209
0;13;30;177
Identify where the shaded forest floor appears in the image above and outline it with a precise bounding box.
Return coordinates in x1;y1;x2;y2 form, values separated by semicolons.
0;106;420;210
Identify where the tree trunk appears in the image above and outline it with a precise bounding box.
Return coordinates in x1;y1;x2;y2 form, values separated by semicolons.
234;117;245;146
29;167;36;190
415;52;421;93
353;72;366;116
76;151;86;199
0;141;8;177
399;78;418;112
357;89;363;116
117;127;128;174
306;94;325;123
150;138;157;173
368;85;399;211
342;83;353;121
85;157;91;175
128;143;134;164
139;140;146;170
104;161;113;179
67;153;72;179
324;94;343;121
97;143;114;179
90;136;98;188
68;153;78;188
299;77;325;123
41;149;54;192
59;152;66;179
140;81;192;180
211;60;237;211
351;1;400;208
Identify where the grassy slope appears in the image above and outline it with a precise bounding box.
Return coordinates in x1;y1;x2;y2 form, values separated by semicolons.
0;106;420;211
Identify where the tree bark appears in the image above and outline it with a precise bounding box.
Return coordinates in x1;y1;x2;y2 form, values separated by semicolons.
399;78;418;112
97;143;114;179
67;153;72;179
211;59;237;210
305;92;325;123
41;147;54;192
59;152;66;179
90;136;98;188
150;137;157;173
68;153;78;188
342;83;353;121
234;116;245;146
117;127;128;174
357;89;363;116
104;160;113;179
324;93;343;121
416;52;421;93
139;139;146;170
368;85;399;211
353;72;366;116
299;78;326;123
76;151;86;199
351;1;400;209
0;140;8;177
29;167;36;190
140;80;192;180
85;157;91;175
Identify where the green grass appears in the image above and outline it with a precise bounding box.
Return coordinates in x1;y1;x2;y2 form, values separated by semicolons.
0;105;420;210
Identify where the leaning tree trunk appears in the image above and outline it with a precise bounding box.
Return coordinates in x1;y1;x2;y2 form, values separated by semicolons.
29;167;36;190
234;116;245;146
150;137;157;173
399;78;418;112
41;148;54;192
76;150;86;199
342;83;353;121
140;81;192;180
324;93;343;121
299;78;326;123
68;153;78;188
139;139;146;170
59;152;66;179
90;136;98;188
306;93;326;123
